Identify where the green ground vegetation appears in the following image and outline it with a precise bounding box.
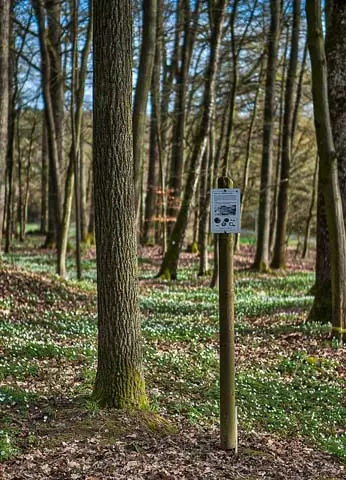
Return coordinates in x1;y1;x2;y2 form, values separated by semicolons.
0;236;345;462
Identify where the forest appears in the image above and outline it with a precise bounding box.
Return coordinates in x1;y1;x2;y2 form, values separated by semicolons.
0;0;345;478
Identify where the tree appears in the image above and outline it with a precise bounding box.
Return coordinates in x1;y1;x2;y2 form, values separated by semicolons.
271;0;300;269
254;0;281;272
93;0;147;407
133;0;157;223
32;0;63;256
166;0;201;234
157;0;227;280
306;0;346;341
0;0;10;253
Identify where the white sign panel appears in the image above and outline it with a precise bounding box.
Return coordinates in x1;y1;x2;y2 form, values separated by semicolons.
211;188;241;234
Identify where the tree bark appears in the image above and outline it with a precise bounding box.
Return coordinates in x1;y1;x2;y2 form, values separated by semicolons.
0;0;10;253
93;0;147;407
198;143;211;276
33;0;62;257
271;0;300;269
133;0;157;222
166;0;201;234
269;23;289;256
302;155;318;259
254;0;281;272
306;0;346;341
157;0;227;280
142;87;159;245
235;59;263;252
40;120;49;234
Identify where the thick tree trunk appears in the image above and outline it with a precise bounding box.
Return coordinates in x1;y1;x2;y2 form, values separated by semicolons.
93;0;147;407
308;184;331;322
254;0;281;272
309;0;346;332
157;0;227;280
0;0;10;253
306;0;346;341
326;0;346;228
271;0;300;269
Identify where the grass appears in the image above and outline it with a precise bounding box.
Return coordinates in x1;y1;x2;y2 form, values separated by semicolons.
1;241;345;463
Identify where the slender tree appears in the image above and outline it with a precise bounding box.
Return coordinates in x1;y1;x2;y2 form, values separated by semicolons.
0;0;10;252
32;0;63;256
166;0;201;234
271;0;300;269
254;0;281;272
133;0;157;222
302;155;318;259
157;0;227;280
93;0;147;407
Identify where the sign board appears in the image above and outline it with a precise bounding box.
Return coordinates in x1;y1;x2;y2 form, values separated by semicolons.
211;188;241;234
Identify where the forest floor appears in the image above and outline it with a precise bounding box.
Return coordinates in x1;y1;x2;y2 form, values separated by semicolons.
0;236;345;479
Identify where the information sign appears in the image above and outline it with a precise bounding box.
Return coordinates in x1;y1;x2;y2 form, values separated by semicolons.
211;188;240;234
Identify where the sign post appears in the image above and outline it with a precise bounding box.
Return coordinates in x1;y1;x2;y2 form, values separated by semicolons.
211;177;240;452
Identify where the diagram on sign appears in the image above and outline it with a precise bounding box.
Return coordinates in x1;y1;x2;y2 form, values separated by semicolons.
211;189;241;234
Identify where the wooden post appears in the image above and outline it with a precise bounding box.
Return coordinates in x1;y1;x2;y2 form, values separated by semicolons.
218;176;237;452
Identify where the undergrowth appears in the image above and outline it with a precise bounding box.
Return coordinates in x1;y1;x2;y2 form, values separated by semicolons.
1;244;345;462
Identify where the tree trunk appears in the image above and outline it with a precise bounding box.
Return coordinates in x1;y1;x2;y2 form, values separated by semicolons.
254;0;281;272
46;0;64;173
0;0;10;253
166;0;201;235
33;0;63;257
56;0;92;278
80;133;88;243
326;0;346;228
271;0;300;269
291;37;308;143
235;59;263;252
93;0;147;407
306;0;346;341
16;112;25;241
133;0;157;221
142;88;159;245
5;31;15;254
221;0;239;177
22;118;36;241
157;0;227;280
198;144;210;276
40;120;49;235
269;23;289;256
302;155;318;259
